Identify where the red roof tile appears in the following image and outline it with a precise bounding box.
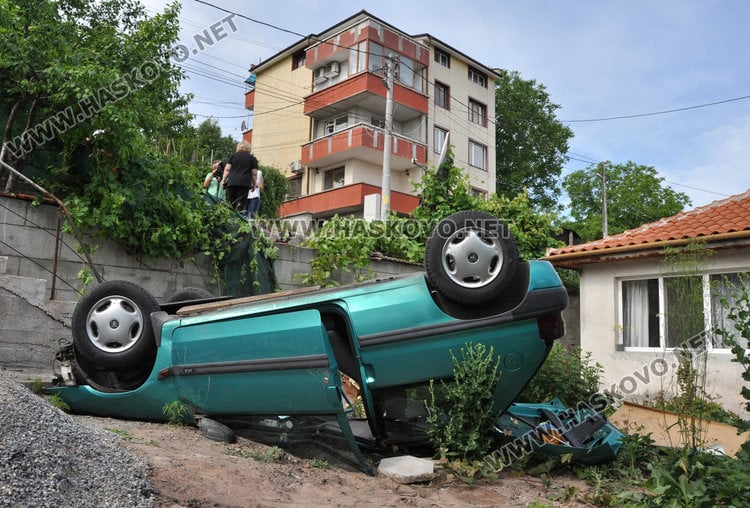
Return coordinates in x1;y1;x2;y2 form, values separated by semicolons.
546;189;750;265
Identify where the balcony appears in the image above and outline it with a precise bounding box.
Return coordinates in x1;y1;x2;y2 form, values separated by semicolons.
279;182;419;218
244;89;254;110
301;123;427;171
304;73;427;122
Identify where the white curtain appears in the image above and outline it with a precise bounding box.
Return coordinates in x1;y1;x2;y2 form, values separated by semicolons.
624;280;650;347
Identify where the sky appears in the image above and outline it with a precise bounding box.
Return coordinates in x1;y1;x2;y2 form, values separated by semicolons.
141;0;750;209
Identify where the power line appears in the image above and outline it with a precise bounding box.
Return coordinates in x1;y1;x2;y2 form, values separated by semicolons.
562;94;750;123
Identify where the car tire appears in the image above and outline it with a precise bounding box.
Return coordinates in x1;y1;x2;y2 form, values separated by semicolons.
424;211;519;305
72;280;160;370
167;287;214;303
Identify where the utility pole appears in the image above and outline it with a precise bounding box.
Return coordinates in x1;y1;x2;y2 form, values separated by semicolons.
379;53;396;220
598;161;609;238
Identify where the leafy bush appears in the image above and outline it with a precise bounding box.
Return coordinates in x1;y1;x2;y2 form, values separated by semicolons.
517;343;602;406
426;342;501;462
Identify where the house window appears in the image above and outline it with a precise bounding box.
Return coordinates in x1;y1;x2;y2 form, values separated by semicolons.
292;50;306;70
468;140;487;170
287;175;302;198
620;272;749;350
435;82;449;109
398;54;415;88
368;42;383;74
371;116;385;129
349;41;367;75
324;115;348;135
323;167;345;190
469;99;487;127
434;48;450;68
468;66;488;88
434;126;448;154
711;272;750;349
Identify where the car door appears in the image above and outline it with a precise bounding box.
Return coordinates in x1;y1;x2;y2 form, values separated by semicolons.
169;308;343;415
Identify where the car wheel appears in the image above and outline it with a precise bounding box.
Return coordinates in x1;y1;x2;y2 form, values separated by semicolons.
167;287;214;303
425;211;519;305
72;280;160;370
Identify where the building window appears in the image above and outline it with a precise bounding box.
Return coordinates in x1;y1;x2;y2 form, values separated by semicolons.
324;115;348;135
368;41;384;74
287;175;302;198
371;116;385;129
349;41;367;75
323;167;345;190
292;50;306;70
471;188;487;199
435;82;449;109
398;54;414;88
468;140;487;170
468;66;488;88
434;126;448;154
469;99;487;127
620;272;749;350
434;48;450;68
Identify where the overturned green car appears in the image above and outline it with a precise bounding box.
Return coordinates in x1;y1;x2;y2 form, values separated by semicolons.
49;212;568;473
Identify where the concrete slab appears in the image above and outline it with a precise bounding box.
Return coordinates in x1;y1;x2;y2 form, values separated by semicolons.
377;455;436;483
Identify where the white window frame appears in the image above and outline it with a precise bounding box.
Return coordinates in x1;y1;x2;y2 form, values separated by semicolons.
618;271;750;352
324;115;348;135
468;140;487;170
323;166;345;190
434;126;448;154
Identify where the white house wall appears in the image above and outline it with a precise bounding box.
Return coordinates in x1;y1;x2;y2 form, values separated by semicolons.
580;249;750;417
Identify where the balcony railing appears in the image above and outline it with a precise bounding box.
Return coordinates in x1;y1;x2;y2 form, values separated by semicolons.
301;123;426;170
279;182;419;218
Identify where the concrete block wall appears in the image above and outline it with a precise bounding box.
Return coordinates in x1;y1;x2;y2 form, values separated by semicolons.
0;196;219;302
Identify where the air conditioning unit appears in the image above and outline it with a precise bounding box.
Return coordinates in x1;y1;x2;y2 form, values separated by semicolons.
289;160;303;174
313;66;328;84
324;61;340;77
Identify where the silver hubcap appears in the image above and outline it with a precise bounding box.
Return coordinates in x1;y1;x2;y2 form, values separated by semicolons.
441;227;503;288
85;295;144;353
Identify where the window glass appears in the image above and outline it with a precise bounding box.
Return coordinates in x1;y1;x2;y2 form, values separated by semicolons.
368;42;383;73
325;115;348;135
665;276;705;348
399;55;414;88
435;82;449;109
469;99;487;127
434;48;450;67
468;66;487;87
469;141;486;170
622;279;660;347
710;272;750;348
434;126;448;154
324;167;345;189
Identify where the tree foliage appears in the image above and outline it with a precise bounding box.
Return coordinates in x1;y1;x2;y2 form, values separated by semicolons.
0;0;188;192
562;161;691;240
494;70;573;210
258;165;287;218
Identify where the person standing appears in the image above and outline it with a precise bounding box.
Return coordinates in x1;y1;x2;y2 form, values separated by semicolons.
203;160;226;202
245;167;263;219
222;140;258;213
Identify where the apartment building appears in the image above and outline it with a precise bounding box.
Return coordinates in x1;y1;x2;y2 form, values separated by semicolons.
243;10;498;220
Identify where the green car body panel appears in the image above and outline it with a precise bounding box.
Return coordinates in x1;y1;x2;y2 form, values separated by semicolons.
49;260;568;472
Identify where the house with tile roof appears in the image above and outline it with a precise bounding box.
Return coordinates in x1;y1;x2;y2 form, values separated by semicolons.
545;190;750;415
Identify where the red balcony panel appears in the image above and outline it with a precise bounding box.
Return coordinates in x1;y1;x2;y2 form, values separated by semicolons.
300;124;427;168
242;130;252;144
279;182;419;217
304;74;427;116
244;89;254;110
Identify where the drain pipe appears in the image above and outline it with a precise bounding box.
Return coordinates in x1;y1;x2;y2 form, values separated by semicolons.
0;159;103;284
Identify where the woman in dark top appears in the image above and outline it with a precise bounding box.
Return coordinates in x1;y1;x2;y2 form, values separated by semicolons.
222;140;258;213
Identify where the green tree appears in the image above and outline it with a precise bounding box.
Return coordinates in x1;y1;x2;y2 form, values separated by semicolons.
494;70;573;210
258;165;287;218
0;0;187;192
563;161;691;240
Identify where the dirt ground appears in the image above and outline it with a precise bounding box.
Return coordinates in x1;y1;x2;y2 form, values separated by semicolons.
73;414;593;508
